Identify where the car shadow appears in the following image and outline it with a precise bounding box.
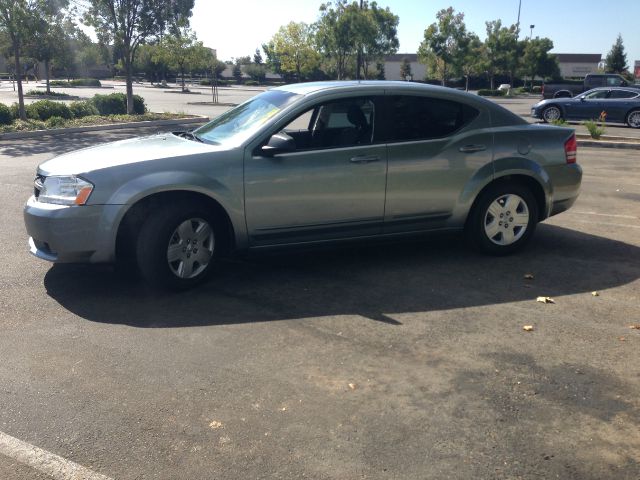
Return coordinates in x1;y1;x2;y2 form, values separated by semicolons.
43;224;639;328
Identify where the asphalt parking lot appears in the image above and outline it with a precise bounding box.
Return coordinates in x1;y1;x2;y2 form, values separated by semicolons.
0;127;639;479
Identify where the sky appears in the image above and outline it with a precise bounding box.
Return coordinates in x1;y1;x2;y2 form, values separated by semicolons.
191;0;640;67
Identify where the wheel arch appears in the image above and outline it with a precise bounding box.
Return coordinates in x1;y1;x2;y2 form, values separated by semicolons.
115;190;236;262
625;108;640;127
465;173;548;227
553;90;573;99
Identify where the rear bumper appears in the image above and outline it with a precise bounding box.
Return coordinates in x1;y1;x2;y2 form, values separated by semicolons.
546;163;583;219
24;196;120;263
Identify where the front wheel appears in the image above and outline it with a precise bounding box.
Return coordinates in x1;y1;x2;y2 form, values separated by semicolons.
136;203;219;289
466;184;539;255
626;109;640;129
542;105;562;123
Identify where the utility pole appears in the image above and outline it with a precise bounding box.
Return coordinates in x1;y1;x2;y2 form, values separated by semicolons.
356;0;363;80
516;0;522;37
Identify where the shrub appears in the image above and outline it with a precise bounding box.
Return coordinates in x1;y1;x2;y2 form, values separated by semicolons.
26;90;70;97
550;118;567;126
532;86;542;94
584;112;606;139
244;80;260;86
49;80;69;87
69;100;99;118
91;93;146;115
0;103;12;125
45;116;68;128
10;103;20;119
25;100;72;121
477;89;506;97
69;78;101;87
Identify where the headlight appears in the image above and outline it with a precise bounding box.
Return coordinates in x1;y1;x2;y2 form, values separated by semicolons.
37;175;94;205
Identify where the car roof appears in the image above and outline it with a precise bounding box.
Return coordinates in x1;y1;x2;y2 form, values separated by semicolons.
272;80;527;127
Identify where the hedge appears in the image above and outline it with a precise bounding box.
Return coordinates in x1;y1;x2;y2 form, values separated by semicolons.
478;89;506;97
91;93;146;115
49;78;102;87
26;100;73;121
0;104;12;125
69;100;99;118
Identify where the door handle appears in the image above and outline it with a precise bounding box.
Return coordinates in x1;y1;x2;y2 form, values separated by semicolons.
350;155;380;164
459;144;487;153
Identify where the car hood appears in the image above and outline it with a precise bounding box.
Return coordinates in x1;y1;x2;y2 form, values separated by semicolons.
38;133;222;176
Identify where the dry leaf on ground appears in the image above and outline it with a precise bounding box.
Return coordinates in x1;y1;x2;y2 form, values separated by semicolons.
524;274;534;280
523;325;534;332
348;383;356;390
591;291;600;296
536;296;555;304
209;420;223;429
629;325;640;330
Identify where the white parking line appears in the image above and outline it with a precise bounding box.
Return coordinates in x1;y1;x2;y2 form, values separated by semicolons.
573;211;637;219
0;431;113;480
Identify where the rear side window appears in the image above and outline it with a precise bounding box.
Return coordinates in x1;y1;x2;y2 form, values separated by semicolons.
606;76;625;86
384;95;479;142
609;90;639;99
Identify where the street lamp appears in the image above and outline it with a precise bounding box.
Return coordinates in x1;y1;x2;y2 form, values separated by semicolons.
529;24;535;39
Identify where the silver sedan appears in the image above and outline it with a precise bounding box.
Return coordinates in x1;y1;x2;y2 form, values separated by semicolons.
24;81;582;289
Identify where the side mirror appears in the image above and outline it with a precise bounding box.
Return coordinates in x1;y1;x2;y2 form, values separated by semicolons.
259;132;296;157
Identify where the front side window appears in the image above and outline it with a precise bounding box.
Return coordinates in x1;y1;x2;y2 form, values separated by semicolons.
583;90;609;99
279;97;376;150
195;90;301;145
384;96;478;142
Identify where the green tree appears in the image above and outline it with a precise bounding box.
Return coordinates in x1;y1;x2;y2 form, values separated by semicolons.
482;19;518;90
460;34;483;91
605;34;628;74
418;7;469;86
232;59;242;84
359;2;399;79
520;37;559;87
244;63;266;83
157;30;212;91
83;0;195;113
266;21;319;82
26;1;69;94
0;0;40;119
399;57;412;80
253;48;263;65
315;1;354;80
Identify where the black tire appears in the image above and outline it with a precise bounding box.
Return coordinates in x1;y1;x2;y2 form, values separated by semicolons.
136;202;221;290
626;109;640;129
542;105;562;123
465;183;539;255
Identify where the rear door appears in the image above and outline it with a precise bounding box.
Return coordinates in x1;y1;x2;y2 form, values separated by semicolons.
381;94;491;233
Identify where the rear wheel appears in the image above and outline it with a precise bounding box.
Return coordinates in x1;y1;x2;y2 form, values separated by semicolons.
136;202;219;289
626;109;640;129
542;105;562;123
466;183;539;255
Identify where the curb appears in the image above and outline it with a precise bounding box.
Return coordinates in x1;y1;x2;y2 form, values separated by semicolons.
577;140;640;150
0;116;209;140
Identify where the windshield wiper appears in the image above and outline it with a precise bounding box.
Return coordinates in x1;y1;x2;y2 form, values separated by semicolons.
174;131;204;143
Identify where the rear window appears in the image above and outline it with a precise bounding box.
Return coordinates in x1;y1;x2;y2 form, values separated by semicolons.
384;96;479;142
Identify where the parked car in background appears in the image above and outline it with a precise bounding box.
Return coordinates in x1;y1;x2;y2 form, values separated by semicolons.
24;81;582;289
531;87;640;127
542;73;639;99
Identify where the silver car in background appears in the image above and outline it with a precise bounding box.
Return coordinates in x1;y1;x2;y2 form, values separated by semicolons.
24;81;582;289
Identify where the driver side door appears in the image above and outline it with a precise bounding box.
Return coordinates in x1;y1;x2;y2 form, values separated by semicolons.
244;96;387;247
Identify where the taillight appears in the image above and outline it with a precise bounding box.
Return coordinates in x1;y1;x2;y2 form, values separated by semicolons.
564;134;577;164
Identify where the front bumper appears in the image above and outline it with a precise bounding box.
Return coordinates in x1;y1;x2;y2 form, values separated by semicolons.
531;107;542;119
24;196;120;263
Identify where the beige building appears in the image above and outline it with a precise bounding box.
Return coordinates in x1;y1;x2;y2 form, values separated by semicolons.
383;54;426;81
554;53;602;78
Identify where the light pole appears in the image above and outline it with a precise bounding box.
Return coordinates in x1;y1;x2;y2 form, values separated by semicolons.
516;0;522;36
529;24;535;39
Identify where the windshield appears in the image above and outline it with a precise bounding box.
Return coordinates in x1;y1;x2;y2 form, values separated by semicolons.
194;90;301;145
